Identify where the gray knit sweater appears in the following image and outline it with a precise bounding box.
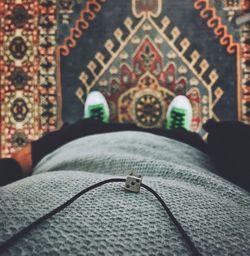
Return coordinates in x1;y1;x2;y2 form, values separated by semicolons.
1;131;250;256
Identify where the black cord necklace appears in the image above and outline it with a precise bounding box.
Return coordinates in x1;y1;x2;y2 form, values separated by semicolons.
0;178;201;256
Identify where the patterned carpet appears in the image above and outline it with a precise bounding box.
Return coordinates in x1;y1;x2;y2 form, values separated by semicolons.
0;0;250;157
0;0;57;157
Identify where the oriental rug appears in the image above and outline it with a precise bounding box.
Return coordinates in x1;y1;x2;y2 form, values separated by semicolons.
0;0;249;157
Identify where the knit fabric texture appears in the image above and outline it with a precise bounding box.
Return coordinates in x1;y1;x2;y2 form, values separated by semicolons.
0;131;250;256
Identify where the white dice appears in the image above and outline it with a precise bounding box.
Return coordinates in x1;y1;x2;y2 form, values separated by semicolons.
124;173;142;193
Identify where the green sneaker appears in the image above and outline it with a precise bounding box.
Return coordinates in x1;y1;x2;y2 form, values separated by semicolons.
166;95;192;130
84;91;110;123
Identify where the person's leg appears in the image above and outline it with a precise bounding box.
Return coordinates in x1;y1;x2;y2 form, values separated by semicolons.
0;118;127;186
82;92;206;151
31;118;139;166
0;158;23;186
204;119;250;192
0;93;205;186
143;127;207;153
1;116;206;186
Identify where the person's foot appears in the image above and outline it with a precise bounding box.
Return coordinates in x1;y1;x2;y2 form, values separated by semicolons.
84;91;110;123
166;95;192;130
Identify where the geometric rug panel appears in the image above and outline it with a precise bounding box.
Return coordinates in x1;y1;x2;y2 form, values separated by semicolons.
59;0;246;133
1;0;250;157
